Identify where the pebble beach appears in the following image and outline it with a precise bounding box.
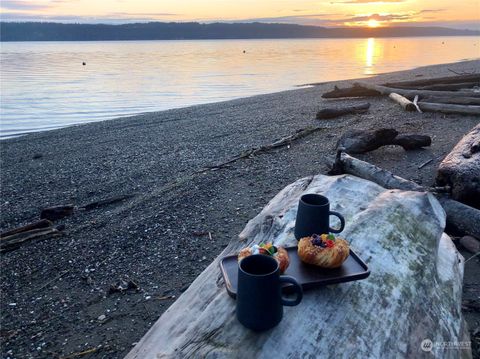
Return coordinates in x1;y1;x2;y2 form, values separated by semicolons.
1;59;479;358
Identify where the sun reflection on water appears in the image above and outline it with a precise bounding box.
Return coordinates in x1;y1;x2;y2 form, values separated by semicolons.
365;37;375;74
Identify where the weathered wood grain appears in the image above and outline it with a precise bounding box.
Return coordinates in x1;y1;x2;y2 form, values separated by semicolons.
437;123;480;208
126;174;468;359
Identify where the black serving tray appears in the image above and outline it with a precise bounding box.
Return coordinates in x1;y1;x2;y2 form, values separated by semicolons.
219;246;370;299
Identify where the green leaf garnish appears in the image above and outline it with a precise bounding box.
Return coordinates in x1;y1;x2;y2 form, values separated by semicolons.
268;246;277;255
327;234;336;241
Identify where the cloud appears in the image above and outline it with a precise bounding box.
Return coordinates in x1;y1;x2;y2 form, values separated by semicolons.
111;12;180;17
0;11;179;24
418;9;445;13
0;0;52;11
332;0;405;3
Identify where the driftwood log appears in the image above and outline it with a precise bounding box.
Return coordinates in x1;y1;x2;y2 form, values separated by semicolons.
353;82;480;99
337;128;431;154
416;102;480;116
419;96;480;106
0;219;52;238
392;134;432;150
321;85;381;98
316;103;370;119
384;74;480;88
40;205;74;221
437;123;480;209
322;83;479;99
412;82;480;91
126;174;468;359
333;151;480;239
389;93;416;111
0;227;62;253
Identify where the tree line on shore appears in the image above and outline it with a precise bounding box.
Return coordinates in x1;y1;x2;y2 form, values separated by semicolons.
1;21;479;41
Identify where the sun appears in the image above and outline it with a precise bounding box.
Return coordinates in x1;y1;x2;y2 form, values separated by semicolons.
367;19;380;28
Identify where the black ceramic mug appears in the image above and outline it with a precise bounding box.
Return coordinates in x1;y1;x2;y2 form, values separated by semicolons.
294;193;345;239
236;254;303;331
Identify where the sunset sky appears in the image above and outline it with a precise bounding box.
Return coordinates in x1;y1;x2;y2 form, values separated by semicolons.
0;0;479;29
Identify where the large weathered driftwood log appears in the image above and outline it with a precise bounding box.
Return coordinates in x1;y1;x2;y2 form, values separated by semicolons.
419;96;480;106
316;103;370;119
384;74;480;88
322;83;480;99
337;129;431;154
335;152;480;239
437;123;480;209
414;82;480;91
126;174;468;359
354;82;480;99
417;102;480;116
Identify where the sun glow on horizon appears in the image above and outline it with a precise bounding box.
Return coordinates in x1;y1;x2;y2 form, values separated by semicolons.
367;19;380;27
0;0;477;30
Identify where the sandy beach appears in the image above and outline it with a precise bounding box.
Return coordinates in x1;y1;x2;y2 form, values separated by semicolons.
1;60;479;358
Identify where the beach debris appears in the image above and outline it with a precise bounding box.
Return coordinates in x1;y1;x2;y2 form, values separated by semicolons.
61;346;100;359
353;81;478;99
392;134;431;150
388;93;417;112
322;84;381;99
316;103;370;119
384;73;480;89
0;219;52;238
80;194;135;211
336;128;430;154
416;96;480;105
416;102;480;115
32;153;43;159
459;235;480;254
418;158;434;169
322;75;480;116
205;126;324;170
37;270;70;291
436;123;480;209
156;295;175;301
331;150;480;239
97;314;106;321
40;205;74;221
108;278;139;294
0;226;63;253
337;128;398;154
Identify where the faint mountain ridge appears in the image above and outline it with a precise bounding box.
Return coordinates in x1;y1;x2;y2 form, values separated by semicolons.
1;21;479;41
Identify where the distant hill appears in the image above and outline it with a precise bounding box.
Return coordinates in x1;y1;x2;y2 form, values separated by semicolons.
1;21;479;41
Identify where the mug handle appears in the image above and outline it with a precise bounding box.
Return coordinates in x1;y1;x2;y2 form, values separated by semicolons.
329;211;345;233
279;276;303;306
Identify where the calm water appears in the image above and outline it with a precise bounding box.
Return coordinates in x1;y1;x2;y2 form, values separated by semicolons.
1;37;479;138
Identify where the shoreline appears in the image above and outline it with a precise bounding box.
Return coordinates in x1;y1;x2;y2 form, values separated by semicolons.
2;53;479;139
1;60;479;358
